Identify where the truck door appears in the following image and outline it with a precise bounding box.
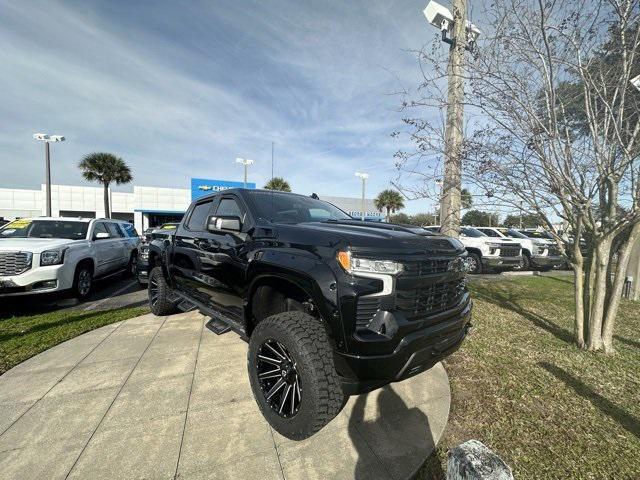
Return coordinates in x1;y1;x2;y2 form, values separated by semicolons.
171;198;217;301
91;221;121;276
202;195;248;321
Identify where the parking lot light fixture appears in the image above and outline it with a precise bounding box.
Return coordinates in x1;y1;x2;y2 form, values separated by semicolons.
236;157;254;188
33;133;65;217
355;172;369;221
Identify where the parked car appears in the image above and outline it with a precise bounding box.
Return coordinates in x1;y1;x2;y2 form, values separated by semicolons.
476;227;565;271
0;217;140;299
146;189;472;439
423;226;522;274
137;225;179;285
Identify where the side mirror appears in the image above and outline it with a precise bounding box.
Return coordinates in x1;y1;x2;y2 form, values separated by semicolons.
207;215;241;232
94;232;110;240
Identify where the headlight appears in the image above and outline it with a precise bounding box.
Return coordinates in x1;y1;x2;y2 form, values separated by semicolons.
336;251;404;275
40;249;66;266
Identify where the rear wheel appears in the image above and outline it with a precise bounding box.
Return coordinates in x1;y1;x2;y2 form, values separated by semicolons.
148;266;177;316
248;311;344;440
125;252;137;277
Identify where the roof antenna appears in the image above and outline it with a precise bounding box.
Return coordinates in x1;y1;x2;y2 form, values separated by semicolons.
310;193;319;199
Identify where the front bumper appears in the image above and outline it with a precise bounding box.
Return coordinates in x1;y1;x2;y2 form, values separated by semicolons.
0;264;73;296
481;255;522;269
335;295;472;394
136;251;150;284
530;255;564;268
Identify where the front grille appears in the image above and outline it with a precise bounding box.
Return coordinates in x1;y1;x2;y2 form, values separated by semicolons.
356;297;381;331
402;259;451;277
395;279;466;321
0;252;32;276
547;245;560;256
500;247;520;257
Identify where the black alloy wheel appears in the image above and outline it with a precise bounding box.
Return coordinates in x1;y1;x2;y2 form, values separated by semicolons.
256;339;302;418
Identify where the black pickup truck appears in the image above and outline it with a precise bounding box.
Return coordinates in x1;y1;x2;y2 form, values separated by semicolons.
146;189;472;439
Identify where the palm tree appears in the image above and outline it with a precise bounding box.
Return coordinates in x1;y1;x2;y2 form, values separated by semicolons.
264;177;291;192
374;189;405;222
79;153;132;218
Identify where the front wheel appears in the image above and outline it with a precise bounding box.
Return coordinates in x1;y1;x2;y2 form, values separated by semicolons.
514;252;531;271
148;267;177;316
465;253;483;274
73;264;93;300
248;312;344;440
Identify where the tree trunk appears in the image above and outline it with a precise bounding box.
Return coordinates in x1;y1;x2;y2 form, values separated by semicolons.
602;223;640;352
586;241;611;351
103;182;111;219
574;263;585;349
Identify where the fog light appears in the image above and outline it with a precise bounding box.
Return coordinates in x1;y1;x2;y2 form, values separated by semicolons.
34;280;57;290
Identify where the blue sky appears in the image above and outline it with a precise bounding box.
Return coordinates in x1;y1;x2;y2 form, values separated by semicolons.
0;0;453;213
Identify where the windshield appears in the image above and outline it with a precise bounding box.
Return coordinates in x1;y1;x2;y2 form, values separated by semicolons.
506;229;528;239
520;230;553;239
461;227;487;238
479;228;503;238
247;191;352;224
0;219;89;240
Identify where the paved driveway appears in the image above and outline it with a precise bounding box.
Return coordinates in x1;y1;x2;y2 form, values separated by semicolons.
0;311;451;480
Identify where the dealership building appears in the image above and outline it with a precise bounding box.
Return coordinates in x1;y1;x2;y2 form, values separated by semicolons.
0;178;383;232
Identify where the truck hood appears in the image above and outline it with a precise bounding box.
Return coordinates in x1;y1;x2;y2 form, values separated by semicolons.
0;238;80;253
274;221;465;256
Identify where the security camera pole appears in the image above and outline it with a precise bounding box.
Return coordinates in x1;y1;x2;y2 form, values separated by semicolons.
355;172;369;221
33;133;65;217
424;0;478;238
236;157;254;188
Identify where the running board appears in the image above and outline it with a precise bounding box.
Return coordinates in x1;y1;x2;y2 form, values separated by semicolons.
172;290;247;339
206;318;231;335
177;299;196;312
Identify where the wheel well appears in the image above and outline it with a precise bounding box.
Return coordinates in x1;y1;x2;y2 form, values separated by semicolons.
248;278;315;336
148;251;161;268
465;247;482;258
522;248;531;257
76;258;94;274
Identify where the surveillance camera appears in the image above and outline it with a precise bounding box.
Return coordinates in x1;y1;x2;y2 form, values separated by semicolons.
424;1;454;32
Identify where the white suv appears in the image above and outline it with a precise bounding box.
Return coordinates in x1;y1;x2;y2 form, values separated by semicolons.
0;217;140;299
475;227;564;271
424;226;522;274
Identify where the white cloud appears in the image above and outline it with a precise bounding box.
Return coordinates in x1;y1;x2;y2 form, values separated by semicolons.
0;0;441;213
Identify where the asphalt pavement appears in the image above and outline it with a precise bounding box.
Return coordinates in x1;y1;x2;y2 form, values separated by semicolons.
0;276;148;319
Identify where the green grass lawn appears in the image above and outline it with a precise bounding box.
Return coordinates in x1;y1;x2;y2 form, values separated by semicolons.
0;305;149;374
419;275;640;479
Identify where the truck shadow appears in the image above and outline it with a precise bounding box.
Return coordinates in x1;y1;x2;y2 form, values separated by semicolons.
539;361;640;439
473;289;574;344
347;385;444;479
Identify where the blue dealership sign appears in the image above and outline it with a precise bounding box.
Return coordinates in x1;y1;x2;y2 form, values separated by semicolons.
190;178;256;200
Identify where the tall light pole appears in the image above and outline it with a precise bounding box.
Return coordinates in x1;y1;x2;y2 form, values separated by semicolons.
235;157;254;188
355;172;369;221
424;1;480;238
33;133;65;217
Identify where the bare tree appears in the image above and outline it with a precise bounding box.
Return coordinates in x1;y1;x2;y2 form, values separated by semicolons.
396;0;640;353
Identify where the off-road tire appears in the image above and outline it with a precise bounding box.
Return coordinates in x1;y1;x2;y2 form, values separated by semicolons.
466;253;483;274
248;311;344;440
148;266;177;316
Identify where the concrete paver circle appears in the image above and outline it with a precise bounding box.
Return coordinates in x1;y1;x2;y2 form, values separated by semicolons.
0;311;451;480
